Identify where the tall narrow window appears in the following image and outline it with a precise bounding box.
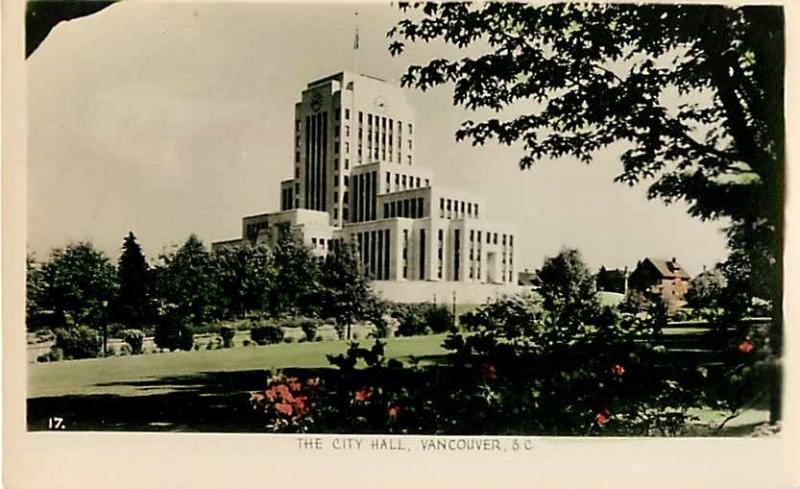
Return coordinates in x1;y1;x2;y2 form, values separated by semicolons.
383;229;390;280
370;230;377;278
419;229;426;279
454;230;461;281
377;230;384;279
402;229;409;279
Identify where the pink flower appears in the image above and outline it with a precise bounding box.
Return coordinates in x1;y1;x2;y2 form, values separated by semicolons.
293;395;309;416
306;377;320;388
354;388;372;402
275;402;293;416
611;364;625;376
388;405;401;420
738;341;754;354
596;412;609;427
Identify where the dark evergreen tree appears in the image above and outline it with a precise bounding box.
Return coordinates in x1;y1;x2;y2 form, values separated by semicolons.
114;231;154;327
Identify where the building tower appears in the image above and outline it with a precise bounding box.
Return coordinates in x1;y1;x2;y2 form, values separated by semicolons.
282;72;416;227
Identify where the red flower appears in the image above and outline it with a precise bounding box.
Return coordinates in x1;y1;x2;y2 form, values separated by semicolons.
293;395;310;416
596;412;609;427
275;402;293;416
388;405;401;420
738;340;754;354
354;388;373;402
611;364;625;376
482;363;498;380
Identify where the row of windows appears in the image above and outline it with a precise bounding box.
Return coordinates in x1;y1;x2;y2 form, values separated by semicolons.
383;197;425;219
439;198;480;220
357;111;413;165
351;171;378;223
355;229;392;280
385;171;429;193
310;237;334;251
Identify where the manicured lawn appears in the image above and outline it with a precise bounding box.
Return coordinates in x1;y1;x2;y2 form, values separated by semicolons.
28;334;449;399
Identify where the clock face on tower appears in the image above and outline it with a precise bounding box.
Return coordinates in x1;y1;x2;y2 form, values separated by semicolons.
373;95;387;113
310;91;323;113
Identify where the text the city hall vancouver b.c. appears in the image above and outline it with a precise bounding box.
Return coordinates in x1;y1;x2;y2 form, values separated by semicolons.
26;2;783;437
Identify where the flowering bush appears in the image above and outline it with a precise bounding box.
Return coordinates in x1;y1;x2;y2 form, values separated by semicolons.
446;293;701;435
250;373;319;432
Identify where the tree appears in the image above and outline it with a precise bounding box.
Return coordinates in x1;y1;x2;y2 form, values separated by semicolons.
37;242;118;329
596;266;626;294
113;232;154;327
154;234;220;324
537;248;601;327
270;233;322;318
319;242;374;340
390;2;783;422
686;267;727;310
26;255;49;329
211;243;276;318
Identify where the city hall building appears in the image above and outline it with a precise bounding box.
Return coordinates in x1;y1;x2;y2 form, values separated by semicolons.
214;71;521;302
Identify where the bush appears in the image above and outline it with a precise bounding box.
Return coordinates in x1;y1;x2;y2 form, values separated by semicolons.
53;326;101;359
243;339;252;347
120;329;145;354
269;293;698;436
393;305;430;337
250;323;284;345
424;305;454;333
300;320;318;342
220;326;235;348
177;328;194;351
154;312;194;352
284;336;296;344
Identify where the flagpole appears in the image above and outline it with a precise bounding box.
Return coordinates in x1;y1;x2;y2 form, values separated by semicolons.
353;11;360;78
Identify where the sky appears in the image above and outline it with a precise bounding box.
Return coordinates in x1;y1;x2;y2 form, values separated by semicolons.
26;2;730;275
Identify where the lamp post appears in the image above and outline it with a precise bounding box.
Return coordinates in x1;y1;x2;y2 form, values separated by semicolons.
452;291;457;330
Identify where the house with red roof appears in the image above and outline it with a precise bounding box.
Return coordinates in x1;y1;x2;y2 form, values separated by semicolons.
628;257;691;309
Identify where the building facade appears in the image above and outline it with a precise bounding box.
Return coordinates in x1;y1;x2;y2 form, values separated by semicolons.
215;71;519;291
